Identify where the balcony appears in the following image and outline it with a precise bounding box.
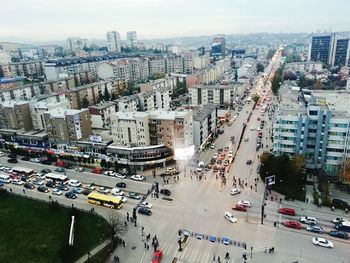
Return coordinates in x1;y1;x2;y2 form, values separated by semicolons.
274;123;298;129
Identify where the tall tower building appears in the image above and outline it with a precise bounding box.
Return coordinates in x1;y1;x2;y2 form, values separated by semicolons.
331;38;350;67
106;31;121;53
127;31;137;48
308;34;335;65
211;35;226;57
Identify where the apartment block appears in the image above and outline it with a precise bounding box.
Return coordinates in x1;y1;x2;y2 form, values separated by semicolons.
193;104;218;148
116;95;140;112
0;60;45;79
44;108;91;143
148;57;167;76
284;62;323;73
0;101;33;131
88;101;117;129
189;83;245;106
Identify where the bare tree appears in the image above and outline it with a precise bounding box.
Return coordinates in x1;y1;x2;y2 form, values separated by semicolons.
106;212;127;248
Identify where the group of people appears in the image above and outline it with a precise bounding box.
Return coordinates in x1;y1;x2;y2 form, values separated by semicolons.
264;246;275;254
212;252;230;263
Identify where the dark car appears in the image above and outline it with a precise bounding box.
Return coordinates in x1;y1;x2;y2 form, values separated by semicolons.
21;176;30;182
116;182;127;188
332;198;349;208
329;231;349;240
21;156;30;161
40;159;52;165
160;189;171;196
56;184;69;191
41;169;51;174
7;158;17;163
210;158;216;165
23;182;35;189
129;192;141;200
63;164;73;169
81;189;92;196
65;192;77;199
138;207;152;216
8;154;17;159
46;181;56;188
37;186;49;193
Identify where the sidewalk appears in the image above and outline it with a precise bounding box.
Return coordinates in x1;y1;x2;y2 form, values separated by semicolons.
75;240;110;263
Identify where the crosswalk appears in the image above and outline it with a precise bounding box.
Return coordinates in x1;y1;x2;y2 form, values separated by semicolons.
253;201;279;252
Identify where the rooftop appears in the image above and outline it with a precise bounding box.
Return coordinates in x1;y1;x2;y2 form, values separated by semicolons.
193;104;217;122
150;110;191;120
89;101;116;110
311;90;350;114
45;107;85;118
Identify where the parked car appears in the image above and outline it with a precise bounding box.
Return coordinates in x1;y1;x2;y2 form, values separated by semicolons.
278;208;296;216
8;154;17;159
224;212;237;223
92;167;103;174
332;198;349;209
52;189;63;195
246;160;252;165
40;159;52;165
37;186;49;193
129;192;141;200
160;189;171;196
12;178;24;185
300;216;317;225
21;156;30;161
237;200;252;208
75;167;84;172
68;179;81;187
23;182;35;189
332;217;348;224
140;202;153;209
116;182;127;188
46;181;56;188
55;167;65;173
131;174;144;181
115;173;126;179
0;151;4;157
284;221;302;229
30;158;41;163
7;158;17;164
104;170;115;176
138;207;152;216
55;161;65;167
65;192;77;199
328;231;349;240
312;237;333;248
41;169;51;174
306;225;324;234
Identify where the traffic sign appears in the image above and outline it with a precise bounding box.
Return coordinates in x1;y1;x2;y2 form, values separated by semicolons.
265;175;275;186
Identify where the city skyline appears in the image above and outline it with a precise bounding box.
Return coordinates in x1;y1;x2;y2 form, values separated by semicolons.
1;0;349;42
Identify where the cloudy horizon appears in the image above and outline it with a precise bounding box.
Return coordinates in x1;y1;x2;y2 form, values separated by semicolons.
1;0;349;42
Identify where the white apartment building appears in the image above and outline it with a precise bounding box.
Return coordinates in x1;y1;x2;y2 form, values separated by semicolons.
189;83;245;106
193;104;218;149
106;31;121;53
116;95;140;112
67;37;89;53
139;76;176;93
88;101;117;129
193;55;210;70
284;62;323;73
149;57;167;75
138;87;171;111
0;50;11;64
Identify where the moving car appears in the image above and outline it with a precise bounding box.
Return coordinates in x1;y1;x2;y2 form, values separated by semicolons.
230;188;241;195
23;182;35;189
332;217;348;224
81;189;92;196
228;151;233;158
72;188;83;194
138;207;152;216
0;151;4;157
52;189;63;195
116;182;127;188
12;178;24;185
223;160;229;166
131;174;144;181
75;167;84;172
160;189;171;196
140;202;152;209
111;187;124;196
312;237;333;248
222;237;230;245
328;231;349;240
244;137;249;142
46;181;56;188
104;170;115;176
33;179;44;185
55;167;65;173
237;200;252;208
68;179;81;187
7;158;17;164
115;173;126;179
97;187;109;194
284;221;302;229
152;250;163;263
278;208;296;216
56;184;69;191
128;192;141;200
210;144;215;149
37;186;49;193
306;225;324;234
41;169;51;174
65;191;77;199
224;212;237;223
232;204;247;212
300;216;317;225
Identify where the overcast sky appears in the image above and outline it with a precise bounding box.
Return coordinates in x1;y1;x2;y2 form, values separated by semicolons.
1;0;349;41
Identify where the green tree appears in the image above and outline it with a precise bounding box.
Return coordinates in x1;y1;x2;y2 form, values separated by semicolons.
100;159;107;169
291;155;305;173
271;67;283;95
267;49;276;60
252;93;260;104
257;63;264;73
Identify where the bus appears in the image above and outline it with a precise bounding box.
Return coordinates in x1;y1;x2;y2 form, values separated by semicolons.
335;221;350;232
0;174;12;183
12;166;35;177
45;173;69;184
87;192;123;210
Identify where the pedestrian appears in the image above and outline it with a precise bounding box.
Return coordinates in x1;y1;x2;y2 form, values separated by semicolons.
10;188;12;193
124;220;128;227
225;252;230;259
122;240;125;247
213;254;216;261
264;247;267;253
23;189;25;194
144;242;147;249
218;256;221;263
147;244;149;250
116;256;119;263
127;212;129;221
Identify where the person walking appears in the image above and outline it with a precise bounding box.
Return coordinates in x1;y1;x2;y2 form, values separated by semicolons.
127;212;129;221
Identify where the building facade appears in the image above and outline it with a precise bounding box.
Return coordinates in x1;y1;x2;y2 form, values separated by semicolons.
106;31;121;53
309;35;335;65
193;104;218;149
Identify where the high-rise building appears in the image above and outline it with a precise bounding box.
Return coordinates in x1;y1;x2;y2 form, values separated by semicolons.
211;35;226;57
331;38;350;67
308;35;335;65
127;31;137;48
106;31;121;53
66;37;89;53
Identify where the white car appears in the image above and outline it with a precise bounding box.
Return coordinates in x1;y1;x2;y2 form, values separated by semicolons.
224;212;237;223
30;158;41;163
131;174;144;181
210;144;215;149
12;179;24;185
3;167;12;173
104;170;116;177
97;187;109;194
244;137;249;142
256;127;261;131
111;187;124;196
300;216;317;225
75;167;84;172
228;151;233;158
0;151;4;157
115;173;126;179
332;217;348;224
52;189;63;195
312;237;333;248
32;179;44;185
213;153;218;159
68;179;82;187
250;126;255;131
0;166;5;171
230;188;241;195
35;173;46;180
121;196;128;203
238;200;252;208
140;202;152;209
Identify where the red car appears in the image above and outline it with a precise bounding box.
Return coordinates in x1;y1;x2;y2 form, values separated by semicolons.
92;167;103;174
55;161;65;167
232;204;247;212
278;208;296;216
284;221;302;229
152;250;163;263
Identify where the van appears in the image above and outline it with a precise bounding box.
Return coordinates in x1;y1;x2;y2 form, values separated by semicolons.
0;174;12;183
68;179;81;187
